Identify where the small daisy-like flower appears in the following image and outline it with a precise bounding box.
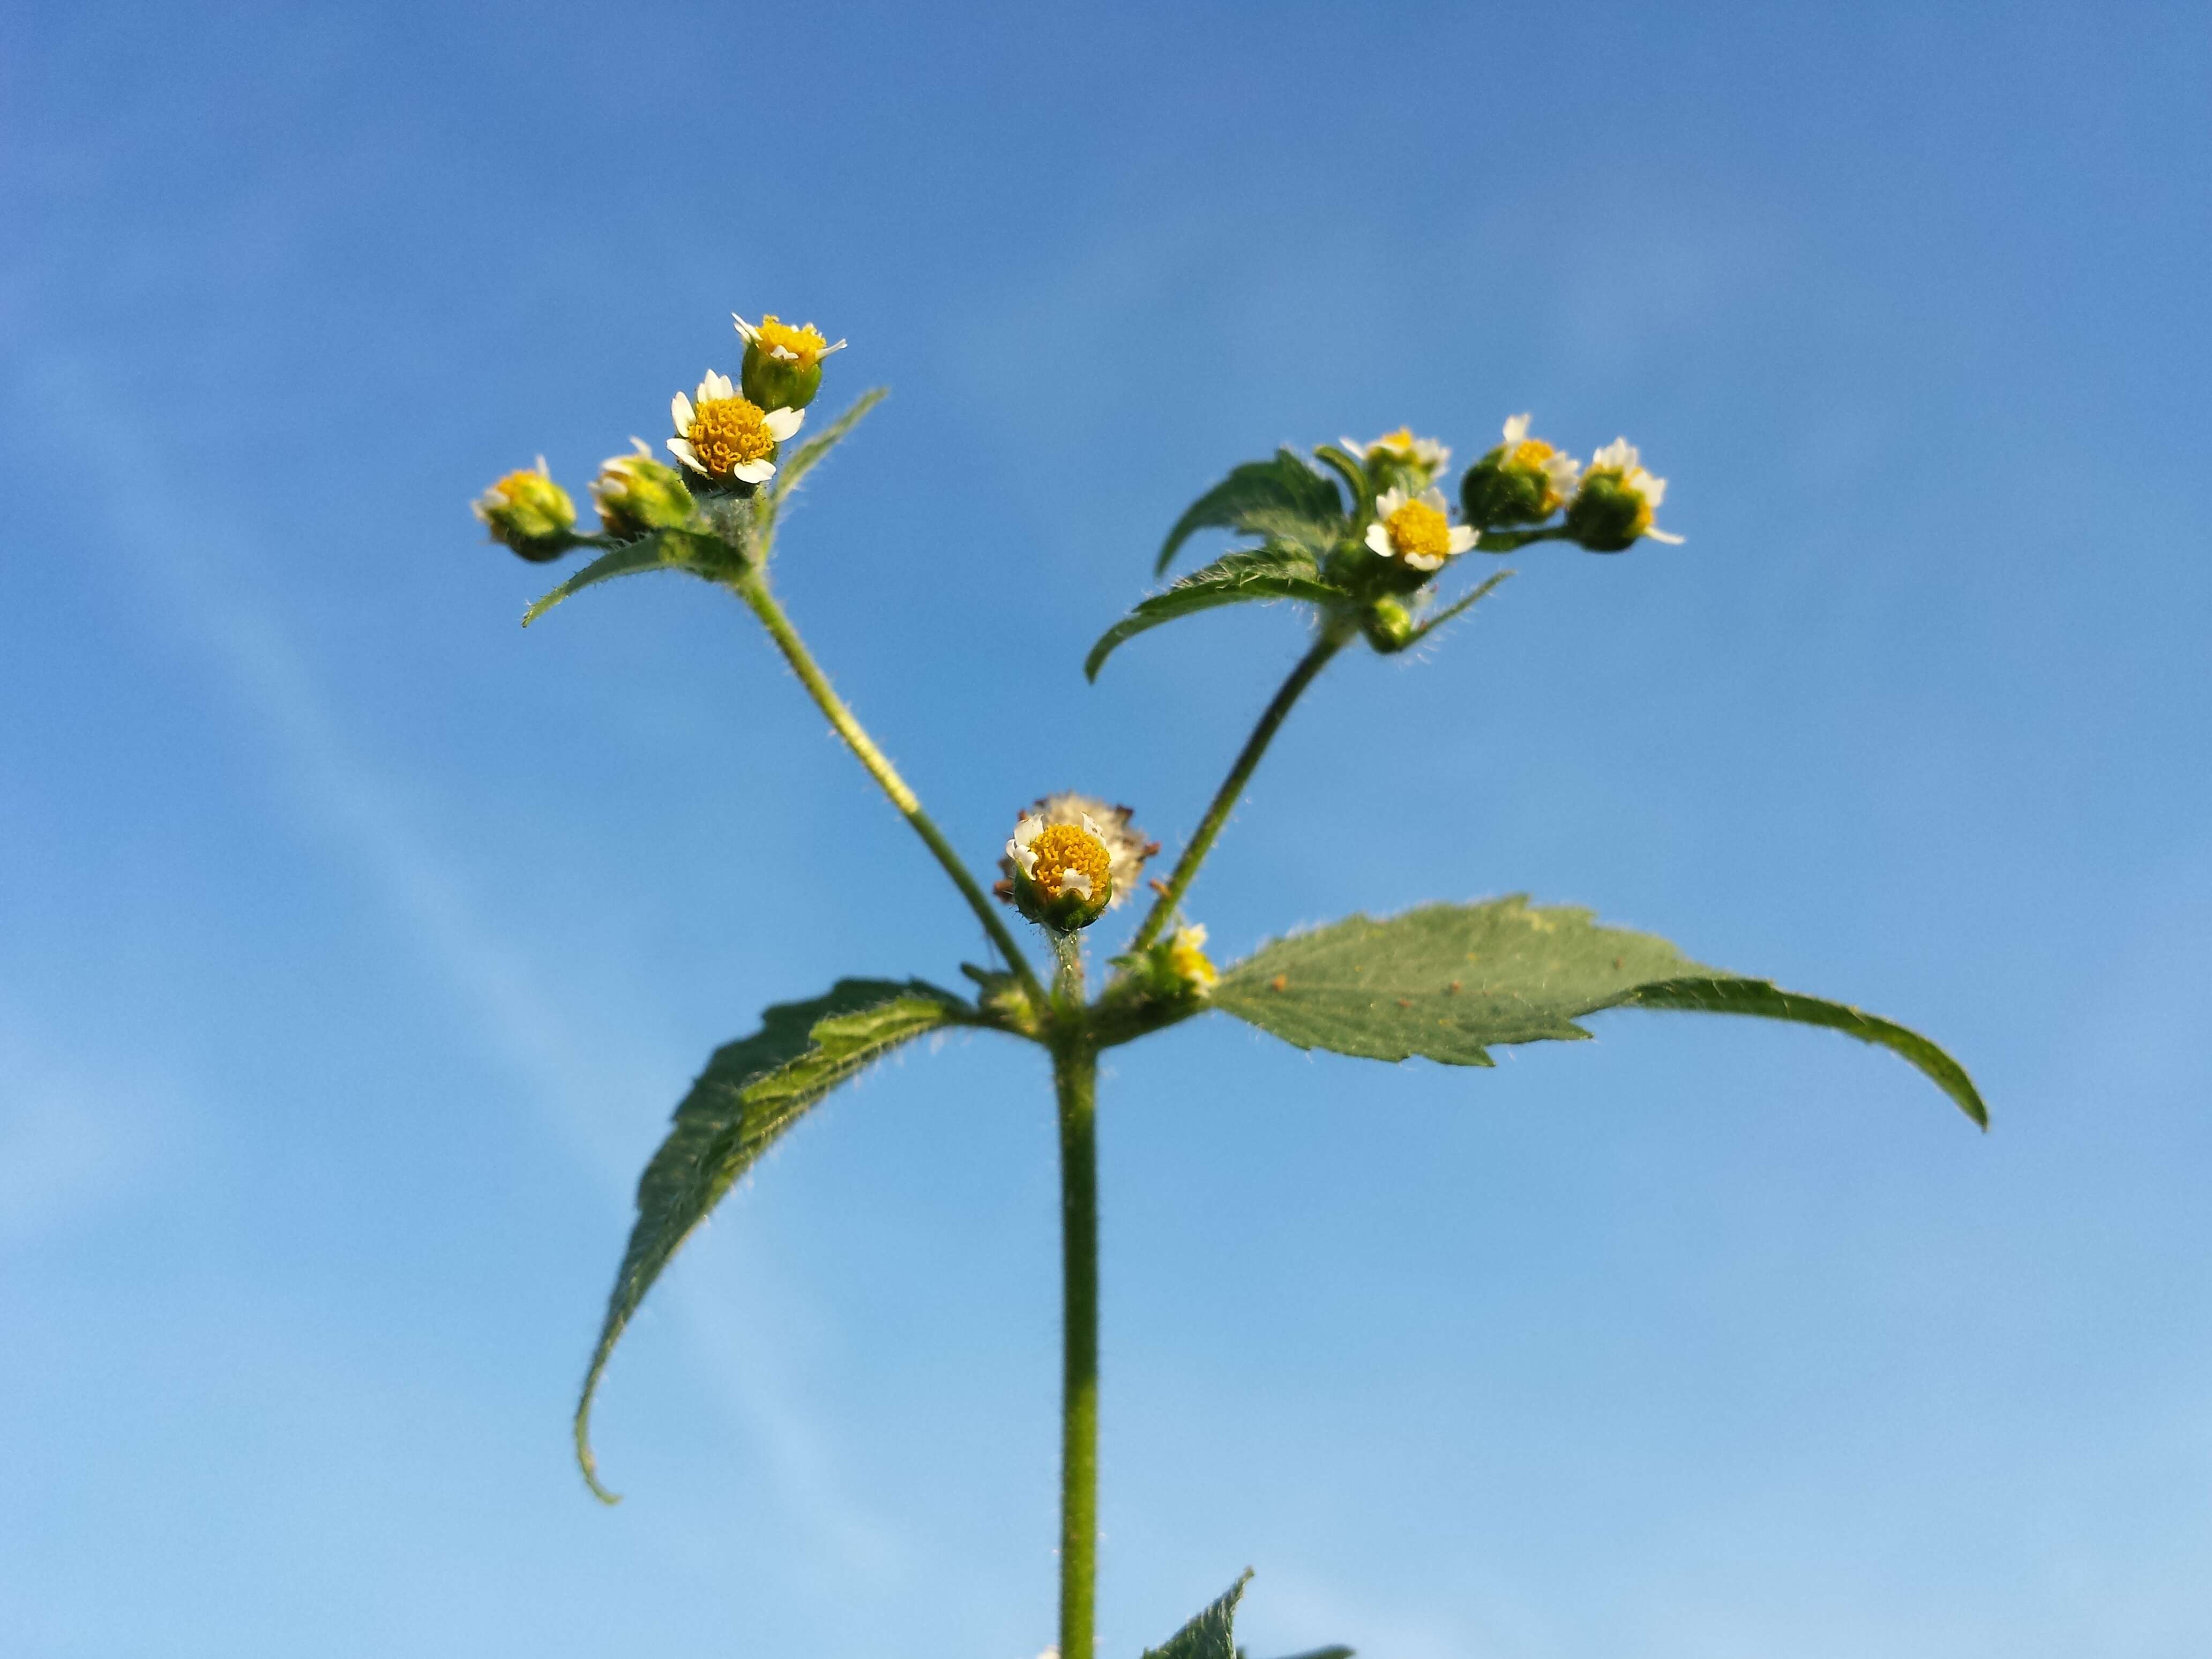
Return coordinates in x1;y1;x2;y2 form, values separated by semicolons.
666;370;804;485
473;457;578;561
1166;924;1218;992
733;313;849;368
1460;414;1582;529
1341;427;1453;476
1363;484;1479;573
999;793;1156;909
1564;437;1683;552
1004;810;1118;929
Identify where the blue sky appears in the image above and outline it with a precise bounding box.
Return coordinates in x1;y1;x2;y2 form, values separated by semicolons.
5;1;2209;1654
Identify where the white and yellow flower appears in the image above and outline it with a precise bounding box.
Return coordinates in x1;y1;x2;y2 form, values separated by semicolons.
1363;484;1478;572
1342;427;1452;476
666;370;804;485
733;313;848;367
1005;809;1118;928
1500;414;1582;506
1165;924;1218;992
1565;437;1683;550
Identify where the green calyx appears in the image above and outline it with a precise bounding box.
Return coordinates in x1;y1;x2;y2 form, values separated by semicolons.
591;450;701;541
1459;447;1557;530
1012;866;1113;931
475;465;581;562
742;343;824;414
1563;469;1651;552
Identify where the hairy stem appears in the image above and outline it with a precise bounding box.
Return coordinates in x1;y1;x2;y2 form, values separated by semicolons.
733;571;1048;1012
1052;1031;1100;1659
1127;622;1353;954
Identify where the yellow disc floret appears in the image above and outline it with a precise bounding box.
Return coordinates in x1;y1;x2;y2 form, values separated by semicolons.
686;395;778;478
1167;925;1218;991
1384;497;1454;562
1370;427;1417;454
753;315;833;368
1026;823;1112;903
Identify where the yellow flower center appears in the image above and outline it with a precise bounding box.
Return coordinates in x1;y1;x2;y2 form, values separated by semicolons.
687;396;777;476
754;315;831;367
1168;929;1217;989
491;469;540;503
1027;824;1112;903
1370;427;1417;454
1509;438;1556;469
1385;499;1454;562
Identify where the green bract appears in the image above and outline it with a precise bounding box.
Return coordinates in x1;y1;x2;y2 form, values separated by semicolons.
472;317;1982;1659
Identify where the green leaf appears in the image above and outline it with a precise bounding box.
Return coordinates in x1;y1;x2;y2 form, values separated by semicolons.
1213;898;1985;1125
521;531;692;625
1087;546;1346;680
1145;1571;1253;1659
1398;569;1513;648
1244;1648;1354;1659
574;978;967;1501
774;386;887;497
1159;450;1345;575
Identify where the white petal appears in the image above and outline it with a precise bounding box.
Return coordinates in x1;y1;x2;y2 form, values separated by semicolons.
1079;813;1102;838
1447;526;1478;553
1405;552;1444;572
1014;815;1044;848
1374;484;1410;515
818;339;849;355
1364;522;1393;557
1417;487;1448;512
764;406;805;441
1633;469;1668;507
1010;844;1038;878
1593;437;1636;471
671;391;695;431
699;370;735;401
667;438;706;473
1338;435;1365;458
1503;413;1531;444
1060;870;1093;900
731;458;775;483
1646;527;1685;544
731;313;759;342
627;436;651;455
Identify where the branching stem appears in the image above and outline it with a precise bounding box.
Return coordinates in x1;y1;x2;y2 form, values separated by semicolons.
733;571;1048;1013
1127;621;1354;955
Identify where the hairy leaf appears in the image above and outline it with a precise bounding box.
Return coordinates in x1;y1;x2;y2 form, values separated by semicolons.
774;386;887;497
521;530;710;625
575;978;966;1500
1213;899;1984;1125
1159;450;1344;575
1087;546;1346;680
1145;1571;1253;1659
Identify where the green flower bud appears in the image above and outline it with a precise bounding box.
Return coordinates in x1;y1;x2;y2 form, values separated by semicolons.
590;443;699;540
733;312;847;412
473;459;580;563
1564;438;1683;553
1362;596;1416;653
1459;414;1580;530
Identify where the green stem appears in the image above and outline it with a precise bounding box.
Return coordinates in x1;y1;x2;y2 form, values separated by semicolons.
732;571;1048;1012
1052;1030;1100;1659
1127;622;1353;955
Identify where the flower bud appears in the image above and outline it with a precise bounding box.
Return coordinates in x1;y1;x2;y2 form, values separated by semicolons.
1341;428;1452;494
1361;596;1416;653
1564;438;1683;552
473;459;580;562
591;442;699;540
734;313;848;412
1459;414;1580;530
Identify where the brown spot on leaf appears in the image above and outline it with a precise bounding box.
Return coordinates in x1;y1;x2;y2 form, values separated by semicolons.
1269;974;1288;992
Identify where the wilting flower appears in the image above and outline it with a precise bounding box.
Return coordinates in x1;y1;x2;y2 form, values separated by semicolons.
589;440;698;539
667;370;804;485
1460;413;1581;528
1564;437;1682;552
473;457;578;561
1364;484;1478;573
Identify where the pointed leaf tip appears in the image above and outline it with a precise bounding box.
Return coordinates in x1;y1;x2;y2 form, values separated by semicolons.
1214;899;1984;1124
572;978;966;1493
